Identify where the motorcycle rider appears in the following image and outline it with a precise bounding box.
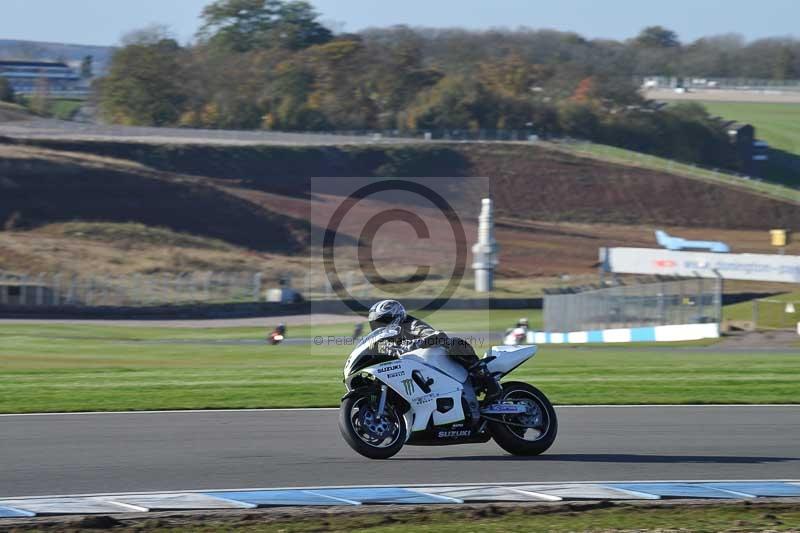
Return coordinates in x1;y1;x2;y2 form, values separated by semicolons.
367;299;502;399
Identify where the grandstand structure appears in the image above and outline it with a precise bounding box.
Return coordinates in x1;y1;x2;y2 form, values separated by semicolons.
0;59;84;97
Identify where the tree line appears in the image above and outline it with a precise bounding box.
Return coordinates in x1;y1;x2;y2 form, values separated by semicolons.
98;0;800;171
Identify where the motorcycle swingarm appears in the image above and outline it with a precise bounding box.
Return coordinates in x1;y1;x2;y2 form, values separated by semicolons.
480;403;529;415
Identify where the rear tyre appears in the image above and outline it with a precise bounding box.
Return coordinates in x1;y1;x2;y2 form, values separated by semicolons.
339;388;406;460
488;381;557;456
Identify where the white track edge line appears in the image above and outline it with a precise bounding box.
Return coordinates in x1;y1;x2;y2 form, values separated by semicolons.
2;404;799;417
3;480;799;502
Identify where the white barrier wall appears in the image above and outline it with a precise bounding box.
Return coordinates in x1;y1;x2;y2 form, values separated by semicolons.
603;248;800;284
531;323;719;344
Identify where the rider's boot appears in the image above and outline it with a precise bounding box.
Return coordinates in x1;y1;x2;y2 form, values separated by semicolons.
468;360;503;402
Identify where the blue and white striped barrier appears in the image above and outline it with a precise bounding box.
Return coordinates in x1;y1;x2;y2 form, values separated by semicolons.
530;323;720;344
1;481;798;518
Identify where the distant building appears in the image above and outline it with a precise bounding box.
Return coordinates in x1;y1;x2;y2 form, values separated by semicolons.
0;59;82;96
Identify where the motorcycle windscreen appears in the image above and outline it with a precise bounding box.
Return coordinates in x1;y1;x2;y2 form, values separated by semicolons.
344;326;400;377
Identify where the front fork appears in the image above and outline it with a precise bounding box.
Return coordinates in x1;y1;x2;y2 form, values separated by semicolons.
372;382;413;444
375;384;388;419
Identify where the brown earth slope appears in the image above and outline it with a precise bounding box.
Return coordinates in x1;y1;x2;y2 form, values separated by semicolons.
1;139;799;281
467;144;800;228
12;139;800;229
0;145;307;253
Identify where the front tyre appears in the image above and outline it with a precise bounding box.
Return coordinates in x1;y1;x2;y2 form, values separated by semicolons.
488;381;557;456
339;389;406;459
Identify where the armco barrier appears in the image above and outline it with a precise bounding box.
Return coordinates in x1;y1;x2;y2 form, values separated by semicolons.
1;481;799;518
531;323;720;344
0;293;770;320
0;298;542;319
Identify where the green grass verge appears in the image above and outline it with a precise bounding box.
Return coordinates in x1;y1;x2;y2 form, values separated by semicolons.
1;317;797;413
725;291;800;329
66;502;800;532
697;101;800;156
47;98;83;120
16;96;84;120
551;141;800;204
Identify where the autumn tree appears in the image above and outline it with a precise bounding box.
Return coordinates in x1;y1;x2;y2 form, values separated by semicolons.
405;76;501;131
302;37;377;129
633;26;681;49
571;77;595;102
100;28;186;125
478;54;553;98
199;0;332;52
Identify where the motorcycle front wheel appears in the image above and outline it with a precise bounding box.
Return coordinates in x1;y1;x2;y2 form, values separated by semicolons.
487;381;558;456
339;389;407;459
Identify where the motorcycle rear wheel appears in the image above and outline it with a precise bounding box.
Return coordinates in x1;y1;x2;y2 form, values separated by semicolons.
339;389;407;460
487;381;557;456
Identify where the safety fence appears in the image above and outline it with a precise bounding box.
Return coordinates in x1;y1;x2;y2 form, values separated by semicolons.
0;270;463;307
543;277;722;333
0;271;273;307
639;75;800;91
751;298;800;330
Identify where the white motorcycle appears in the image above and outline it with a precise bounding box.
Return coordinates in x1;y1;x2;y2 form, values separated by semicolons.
503;326;531;346
339;326;557;459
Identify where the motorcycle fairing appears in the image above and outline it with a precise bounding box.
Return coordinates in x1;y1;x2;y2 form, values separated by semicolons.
405;421;491;446
401;347;468;383
486;345;538;377
343;326;400;377
357;351;466;432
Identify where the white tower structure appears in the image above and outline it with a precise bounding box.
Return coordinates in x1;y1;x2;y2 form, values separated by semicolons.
472;198;499;292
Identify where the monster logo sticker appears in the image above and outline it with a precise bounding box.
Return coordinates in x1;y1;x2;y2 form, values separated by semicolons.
401;378;415;395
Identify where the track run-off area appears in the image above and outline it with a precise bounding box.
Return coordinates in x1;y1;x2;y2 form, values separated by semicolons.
1;406;798;499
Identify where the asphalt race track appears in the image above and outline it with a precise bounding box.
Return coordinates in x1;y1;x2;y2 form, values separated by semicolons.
1;406;798;498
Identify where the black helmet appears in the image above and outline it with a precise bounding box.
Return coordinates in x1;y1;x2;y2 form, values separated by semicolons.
368;300;406;330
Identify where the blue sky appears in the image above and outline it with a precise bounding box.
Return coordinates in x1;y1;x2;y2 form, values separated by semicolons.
1;0;798;46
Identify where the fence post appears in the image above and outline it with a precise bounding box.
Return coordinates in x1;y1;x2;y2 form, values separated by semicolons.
253;273;263;302
35;274;44;306
67;275;75;305
164;274;172;305
21;275;29;306
86;277;93;306
752;300;759;329
132;274;141;306
53;273;61;306
696;277;704;322
713;272;723;328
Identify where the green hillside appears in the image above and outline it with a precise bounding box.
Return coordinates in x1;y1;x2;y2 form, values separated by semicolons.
699;101;800;155
697;101;800;186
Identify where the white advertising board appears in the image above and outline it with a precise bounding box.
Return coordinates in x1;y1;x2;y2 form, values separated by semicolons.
604;248;800;284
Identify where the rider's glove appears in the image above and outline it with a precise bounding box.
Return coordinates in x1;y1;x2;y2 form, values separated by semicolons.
385;343;406;357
